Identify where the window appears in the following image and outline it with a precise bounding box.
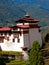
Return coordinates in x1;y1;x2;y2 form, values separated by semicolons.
4;36;9;41
1;33;3;35
17;38;20;43
13;33;19;38
13;38;15;42
5;33;7;35
0;37;4;43
9;33;11;36
20;33;22;36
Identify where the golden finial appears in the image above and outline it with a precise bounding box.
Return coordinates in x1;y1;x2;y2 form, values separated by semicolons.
25;12;30;18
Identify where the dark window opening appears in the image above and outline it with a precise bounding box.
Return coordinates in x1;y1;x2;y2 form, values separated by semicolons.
9;33;11;36
13;38;15;42
20;33;22;36
17;38;20;43
0;37;4;43
45;33;49;42
13;33;19;38
7;37;9;41
0;46;2;51
5;33;7;35
1;33;3;35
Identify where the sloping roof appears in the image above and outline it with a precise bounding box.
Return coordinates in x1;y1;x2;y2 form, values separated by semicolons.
21;46;27;49
22;17;39;22
16;16;39;23
16;24;41;29
17;25;29;29
0;27;11;31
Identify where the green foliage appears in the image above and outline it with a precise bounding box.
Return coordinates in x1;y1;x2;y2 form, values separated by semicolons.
29;40;44;65
45;33;49;42
0;1;49;27
42;37;46;48
26;61;30;65
6;60;26;65
0;55;10;65
6;60;30;65
0;51;23;65
0;51;22;55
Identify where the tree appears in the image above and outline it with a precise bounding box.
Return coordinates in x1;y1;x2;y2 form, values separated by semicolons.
29;40;44;65
45;33;49;42
0;55;10;65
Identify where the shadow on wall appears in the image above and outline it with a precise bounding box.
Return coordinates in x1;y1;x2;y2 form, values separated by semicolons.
45;33;49;43
0;46;2;51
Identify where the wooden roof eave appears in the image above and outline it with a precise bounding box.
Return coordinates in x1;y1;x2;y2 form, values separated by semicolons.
16;19;39;23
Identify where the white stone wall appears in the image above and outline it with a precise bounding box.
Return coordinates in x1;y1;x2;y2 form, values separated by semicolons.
0;28;42;52
0;34;24;52
17;23;23;25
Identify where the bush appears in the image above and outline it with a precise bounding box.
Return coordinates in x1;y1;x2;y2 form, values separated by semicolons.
6;60;26;65
0;55;10;65
0;51;23;64
6;60;30;65
29;40;44;65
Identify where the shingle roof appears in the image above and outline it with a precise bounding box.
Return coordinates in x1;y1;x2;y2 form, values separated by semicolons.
17;25;29;29
16;16;39;23
0;27;11;31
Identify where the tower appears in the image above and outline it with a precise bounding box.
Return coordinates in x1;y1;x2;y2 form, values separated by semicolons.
15;13;42;50
0;14;42;52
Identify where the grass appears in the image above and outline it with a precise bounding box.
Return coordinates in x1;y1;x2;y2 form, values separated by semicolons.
0;51;22;55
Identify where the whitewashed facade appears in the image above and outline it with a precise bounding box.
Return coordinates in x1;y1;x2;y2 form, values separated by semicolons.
0;15;42;53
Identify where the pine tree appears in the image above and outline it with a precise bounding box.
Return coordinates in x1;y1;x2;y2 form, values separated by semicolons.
29;40;44;65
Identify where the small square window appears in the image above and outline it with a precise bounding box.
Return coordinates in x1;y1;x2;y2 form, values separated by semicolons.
0;37;4;43
20;32;22;36
17;38;20;43
9;33;11;36
5;33;7;35
1;33;3;35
